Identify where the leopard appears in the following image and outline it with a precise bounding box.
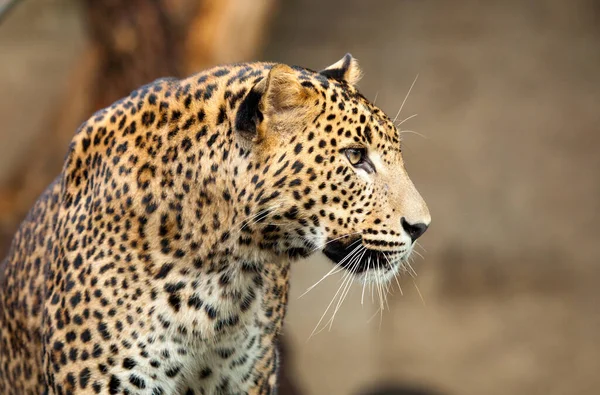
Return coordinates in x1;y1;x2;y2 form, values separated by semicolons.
0;54;430;395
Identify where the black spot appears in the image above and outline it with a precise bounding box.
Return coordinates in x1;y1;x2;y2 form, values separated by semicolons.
141;111;156;126
65;331;76;343
199;367;212;379
217;348;234;359
81;138;91;152
219;272;231;285
364;126;372;143
213;68;230;77
123;358;136;370
205;305;217;319
98;322;111;340
220;231;230;242
73;253;83;269
204;84;217;100
217;106;227;124
164;282;185;293
168;294;181;312
181;137;192;152
81;329;91;343
165;366;181;378
170;110;182;123
108;375;121;394
92;343;103;358
79;367;91;389
129;374;146;389
206;132;219;148
66;372;76;388
195;125;208;141
69;292;81;308
291;160;304;174
188;295;204;310
155;263;174;279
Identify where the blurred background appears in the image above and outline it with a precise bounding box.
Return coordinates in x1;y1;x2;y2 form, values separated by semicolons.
1;0;599;394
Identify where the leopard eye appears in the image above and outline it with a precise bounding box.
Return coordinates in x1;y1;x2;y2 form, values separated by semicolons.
345;148;364;165
344;148;375;174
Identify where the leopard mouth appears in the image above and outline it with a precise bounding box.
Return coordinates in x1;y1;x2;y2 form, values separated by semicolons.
322;237;399;273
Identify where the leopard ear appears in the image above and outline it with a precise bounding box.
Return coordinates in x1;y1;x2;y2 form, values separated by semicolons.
235;64;315;140
319;53;363;86
261;64;313;113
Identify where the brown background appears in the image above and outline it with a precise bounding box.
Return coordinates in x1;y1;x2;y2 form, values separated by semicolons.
1;0;599;394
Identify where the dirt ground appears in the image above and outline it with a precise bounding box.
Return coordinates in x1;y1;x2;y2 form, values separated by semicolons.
1;0;599;394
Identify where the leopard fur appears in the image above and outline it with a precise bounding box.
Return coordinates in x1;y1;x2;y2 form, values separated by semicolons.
0;54;430;394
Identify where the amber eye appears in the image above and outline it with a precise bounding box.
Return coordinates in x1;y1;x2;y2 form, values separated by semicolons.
344;148;375;173
345;148;364;165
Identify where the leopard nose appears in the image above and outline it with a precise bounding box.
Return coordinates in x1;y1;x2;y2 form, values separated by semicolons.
401;217;429;242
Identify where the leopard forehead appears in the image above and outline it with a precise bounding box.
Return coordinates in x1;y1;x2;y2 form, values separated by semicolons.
300;75;402;164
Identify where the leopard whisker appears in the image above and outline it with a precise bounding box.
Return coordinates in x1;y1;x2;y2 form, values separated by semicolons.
404;255;418;278
398;129;428;139
361;252;371;305
415;241;427;253
309;245;365;339
412;248;425;260
367;306;382;323
383;253;403;296
412;277;426;306
327;248;365;330
297;242;362;299
396;113;418;128
309;265;353;338
374;257;386;311
393;74;419;123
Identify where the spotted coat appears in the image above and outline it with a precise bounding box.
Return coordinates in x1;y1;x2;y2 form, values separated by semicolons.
0;54;430;395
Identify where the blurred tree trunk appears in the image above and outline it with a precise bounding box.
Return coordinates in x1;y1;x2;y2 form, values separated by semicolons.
0;0;275;254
